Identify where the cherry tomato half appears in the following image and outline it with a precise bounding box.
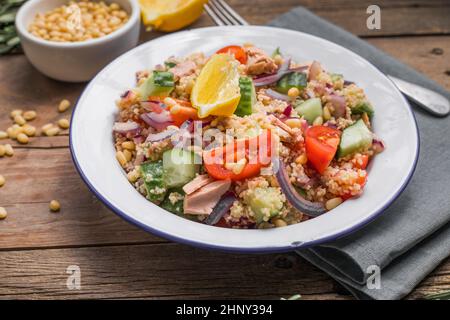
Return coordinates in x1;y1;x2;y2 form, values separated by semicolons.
216;45;248;64
305;126;341;174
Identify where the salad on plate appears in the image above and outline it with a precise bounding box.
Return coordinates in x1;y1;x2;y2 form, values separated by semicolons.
113;44;384;229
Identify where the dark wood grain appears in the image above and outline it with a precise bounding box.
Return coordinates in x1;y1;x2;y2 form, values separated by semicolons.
0;0;449;300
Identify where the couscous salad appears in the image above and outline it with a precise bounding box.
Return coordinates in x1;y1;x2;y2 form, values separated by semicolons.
113;45;384;229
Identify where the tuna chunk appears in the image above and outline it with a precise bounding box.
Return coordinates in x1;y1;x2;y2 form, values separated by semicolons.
183;180;231;215
182;174;214;195
170;61;197;79
245;47;278;76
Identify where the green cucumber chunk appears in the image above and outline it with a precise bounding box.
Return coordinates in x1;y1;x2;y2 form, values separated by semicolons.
276;72;307;94
330;73;343;83
338;119;373;158
243;187;284;224
161;189;185;215
162;148;199;188
140;161;167;204
138;70;174;100
351;101;375;118
295;98;323;124
235;76;256;117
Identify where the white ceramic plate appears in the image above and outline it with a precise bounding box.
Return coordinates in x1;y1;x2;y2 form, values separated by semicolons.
70;26;419;252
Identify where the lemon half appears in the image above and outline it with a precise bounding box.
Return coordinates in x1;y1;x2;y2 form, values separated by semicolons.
139;0;207;32
191;54;241;118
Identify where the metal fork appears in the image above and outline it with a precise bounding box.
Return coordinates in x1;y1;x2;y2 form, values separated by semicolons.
204;0;450;117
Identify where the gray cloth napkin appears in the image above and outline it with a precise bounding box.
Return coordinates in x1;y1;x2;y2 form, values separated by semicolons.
268;7;450;300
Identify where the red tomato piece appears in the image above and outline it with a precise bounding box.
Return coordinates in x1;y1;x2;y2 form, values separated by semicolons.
305;126;341;174
216;45;248;64
203;130;272;181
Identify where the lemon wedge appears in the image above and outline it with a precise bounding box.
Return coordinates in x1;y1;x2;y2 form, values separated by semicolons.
191;54;241;118
139;0;207;32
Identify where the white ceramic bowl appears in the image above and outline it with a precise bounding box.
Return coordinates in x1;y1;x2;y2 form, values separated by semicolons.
15;0;140;82
70;26;419;252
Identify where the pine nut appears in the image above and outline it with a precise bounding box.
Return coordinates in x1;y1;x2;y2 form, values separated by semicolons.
123;149;132;162
273;219;287;227
58;118;70;129
14;114;26;126
325;197;343;210
127;169;140;183
17;133;29;144
23;124;36;137
0;131;7;139
121;141;135;150
116;151;127;167
4;144;13;156
285;118;302;128
10;109;22;119
295;154;308;165
49;200;61;212
58;99;71;112
0;207;7;220
0;145;5;157
0;174;5;187
288;87;300;98
45;127;60;136
23;110;37;121
41;123;54;132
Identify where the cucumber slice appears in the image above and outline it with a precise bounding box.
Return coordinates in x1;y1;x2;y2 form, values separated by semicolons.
276;72;307;94
161;189;185;215
162;148;199;188
337;119;373;158
351;102;374;118
138;71;174;100
235;76;256;117
140;161;167;204
295;98;323;124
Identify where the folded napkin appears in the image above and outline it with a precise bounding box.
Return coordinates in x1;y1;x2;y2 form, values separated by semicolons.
269;7;450;300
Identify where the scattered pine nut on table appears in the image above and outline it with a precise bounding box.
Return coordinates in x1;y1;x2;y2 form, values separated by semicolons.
58;99;71;113
49;200;61;212
0;207;7;220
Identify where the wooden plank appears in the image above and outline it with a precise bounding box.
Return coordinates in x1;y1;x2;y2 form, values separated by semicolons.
182;0;450;37
0;244;350;299
0;242;447;299
0;36;449;251
0;148;161;250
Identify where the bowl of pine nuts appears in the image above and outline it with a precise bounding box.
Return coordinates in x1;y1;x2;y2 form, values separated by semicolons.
15;0;140;82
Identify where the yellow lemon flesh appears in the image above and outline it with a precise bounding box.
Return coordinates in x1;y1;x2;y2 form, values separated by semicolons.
139;0;207;32
191;54;241;118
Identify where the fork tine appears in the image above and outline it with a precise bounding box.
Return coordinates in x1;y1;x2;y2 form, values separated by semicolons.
207;0;234;25
210;0;242;26
216;0;249;26
204;3;226;26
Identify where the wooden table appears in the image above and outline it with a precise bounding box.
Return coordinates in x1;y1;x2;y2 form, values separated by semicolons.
1;0;449;300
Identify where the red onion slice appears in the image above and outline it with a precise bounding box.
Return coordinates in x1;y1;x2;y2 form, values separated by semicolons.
283;105;293;117
265;89;290;102
329;94;347;118
308;61;322;81
113;121;140;134
372;138;385;154
140;113;173;131
146;128;178;142
205;191;237;226
275;158;326;217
